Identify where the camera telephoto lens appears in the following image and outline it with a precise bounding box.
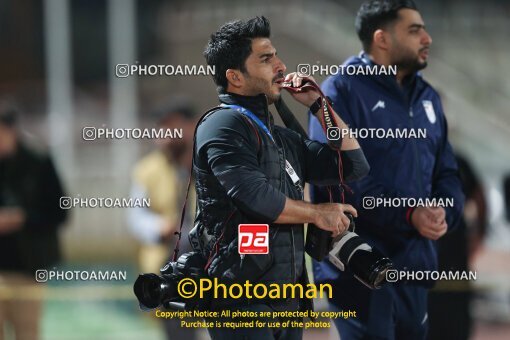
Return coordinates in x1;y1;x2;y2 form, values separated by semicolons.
133;273;177;310
306;213;394;289
336;241;393;289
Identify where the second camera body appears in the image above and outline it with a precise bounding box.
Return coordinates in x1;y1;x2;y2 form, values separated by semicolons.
305;213;393;289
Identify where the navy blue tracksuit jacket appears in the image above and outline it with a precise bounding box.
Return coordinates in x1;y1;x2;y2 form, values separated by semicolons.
309;53;465;313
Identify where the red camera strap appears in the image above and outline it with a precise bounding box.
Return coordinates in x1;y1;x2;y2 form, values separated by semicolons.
281;79;351;203
282;80;343;151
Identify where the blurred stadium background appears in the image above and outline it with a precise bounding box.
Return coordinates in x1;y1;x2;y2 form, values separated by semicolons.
1;0;509;339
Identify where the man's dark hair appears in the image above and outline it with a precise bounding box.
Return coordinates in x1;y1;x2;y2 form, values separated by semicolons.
204;16;271;93
355;0;418;52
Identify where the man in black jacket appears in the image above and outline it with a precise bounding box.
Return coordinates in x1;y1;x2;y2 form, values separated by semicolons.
0;102;67;340
195;16;369;340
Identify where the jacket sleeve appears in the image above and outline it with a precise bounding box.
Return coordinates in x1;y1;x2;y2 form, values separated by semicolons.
196;110;286;222
431;110;465;232
309;76;412;235
302;138;370;186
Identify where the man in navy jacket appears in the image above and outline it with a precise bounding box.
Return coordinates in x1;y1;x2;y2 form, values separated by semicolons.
309;1;465;339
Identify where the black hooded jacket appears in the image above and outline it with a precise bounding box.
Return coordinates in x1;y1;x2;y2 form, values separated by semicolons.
192;92;369;309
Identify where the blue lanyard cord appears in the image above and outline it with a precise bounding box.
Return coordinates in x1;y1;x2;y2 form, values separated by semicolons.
221;104;275;142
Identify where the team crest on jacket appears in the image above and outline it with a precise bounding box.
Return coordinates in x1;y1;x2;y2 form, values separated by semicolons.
422;100;436;124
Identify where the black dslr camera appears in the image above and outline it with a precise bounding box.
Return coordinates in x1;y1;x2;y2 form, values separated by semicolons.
306;213;393;289
133;251;207;311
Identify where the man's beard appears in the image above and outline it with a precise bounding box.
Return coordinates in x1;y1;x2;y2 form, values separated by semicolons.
244;72;283;104
392;47;428;73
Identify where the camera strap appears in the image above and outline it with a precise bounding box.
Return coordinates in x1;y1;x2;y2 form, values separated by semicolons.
278;79;352;203
282;80;343;151
171;106;224;262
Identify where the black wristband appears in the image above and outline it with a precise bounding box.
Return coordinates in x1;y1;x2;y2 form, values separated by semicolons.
309;97;322;115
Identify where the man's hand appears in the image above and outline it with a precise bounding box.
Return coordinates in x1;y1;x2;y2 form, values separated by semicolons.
283;72;320;107
312;203;357;237
283;72;361;151
411;207;447;240
274;198;356;237
0;207;26;235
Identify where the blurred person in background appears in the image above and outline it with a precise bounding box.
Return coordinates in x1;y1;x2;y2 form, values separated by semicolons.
309;1;465;339
0;100;68;340
127;97;198;340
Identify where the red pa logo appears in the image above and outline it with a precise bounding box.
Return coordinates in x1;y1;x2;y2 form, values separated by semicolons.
238;224;269;254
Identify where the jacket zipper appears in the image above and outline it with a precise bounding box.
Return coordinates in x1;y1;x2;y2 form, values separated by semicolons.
277;131;297;285
265;106;274;138
409;108;424;195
